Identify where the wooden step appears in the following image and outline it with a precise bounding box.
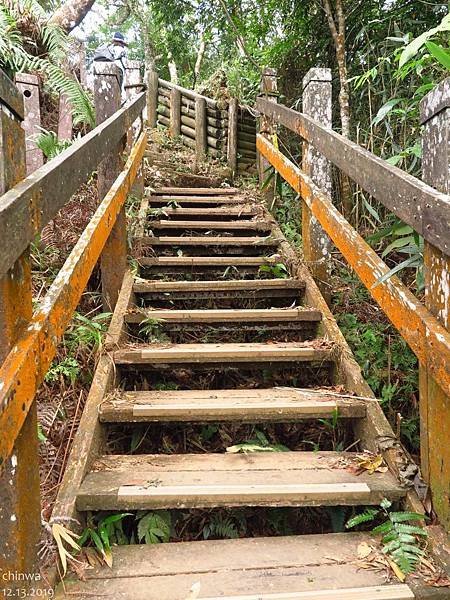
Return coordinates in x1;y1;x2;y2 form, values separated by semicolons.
55;533;415;600
125;307;321;324
113;341;333;365
138;236;279;246
138;256;280;267
149;195;245;205
133;279;305;309
148;207;258;220
133;278;304;293
99;387;367;422
148;219;271;231
154;187;238;195
77;451;405;511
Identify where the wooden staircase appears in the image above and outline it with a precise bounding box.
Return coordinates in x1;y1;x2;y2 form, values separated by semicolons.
54;183;430;599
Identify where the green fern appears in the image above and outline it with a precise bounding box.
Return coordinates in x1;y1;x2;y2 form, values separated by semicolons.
34;127;73;159
346;499;427;575
203;512;240;539
0;3;95;127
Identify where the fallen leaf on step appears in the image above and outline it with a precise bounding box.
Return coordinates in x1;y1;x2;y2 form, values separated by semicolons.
357;541;373;559
355;452;388;474
388;558;406;582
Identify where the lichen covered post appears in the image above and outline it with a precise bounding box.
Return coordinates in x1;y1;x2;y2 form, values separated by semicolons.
227;97;238;176
146;70;159;128
419;78;450;530
14;73;43;174
302;68;333;302
94;62;127;311
170;87;181;138
0;69;41;587
257;68;278;204
195;97;207;160
125;60;144;200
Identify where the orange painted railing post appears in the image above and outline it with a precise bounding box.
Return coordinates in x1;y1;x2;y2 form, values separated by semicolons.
419;78;450;531
257;68;278;204
94;62;127;312
0;70;41;587
302;68;333;302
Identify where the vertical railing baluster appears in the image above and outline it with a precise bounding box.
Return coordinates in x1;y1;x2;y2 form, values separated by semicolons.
227;97;238;177
419;78;450;531
0;69;41;588
94;62;127;312
170;87;181;138
257;68;278;205
195;97;207;160
147;70;159;128
302;68;333;302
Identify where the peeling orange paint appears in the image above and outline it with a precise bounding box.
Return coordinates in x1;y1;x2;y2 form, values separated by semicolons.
257;134;450;399
0;131;147;468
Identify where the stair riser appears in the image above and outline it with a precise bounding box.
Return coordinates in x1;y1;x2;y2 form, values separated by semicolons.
117;363;335;390
134;290;304;310
148;227;271;237
140;245;279;257
138;267;282;281
126;322;320;343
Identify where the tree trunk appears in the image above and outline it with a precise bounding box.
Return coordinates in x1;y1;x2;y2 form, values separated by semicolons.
194;36;206;86
322;0;352;219
48;0;97;32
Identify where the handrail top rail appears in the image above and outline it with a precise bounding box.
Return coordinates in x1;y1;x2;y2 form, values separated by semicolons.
158;78;219;109
0;91;146;278
256;96;450;256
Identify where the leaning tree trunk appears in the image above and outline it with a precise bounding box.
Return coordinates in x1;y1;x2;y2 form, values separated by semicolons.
323;0;353;220
48;0;97;33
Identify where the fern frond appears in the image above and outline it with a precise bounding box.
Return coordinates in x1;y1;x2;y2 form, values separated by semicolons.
394;523;428;536
389;511;425;523
345;508;379;530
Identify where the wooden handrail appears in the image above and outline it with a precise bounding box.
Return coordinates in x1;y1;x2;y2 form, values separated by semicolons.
0;131;147;468
256;133;450;399
0;92;146;278
256;97;450;256
159;78;218;108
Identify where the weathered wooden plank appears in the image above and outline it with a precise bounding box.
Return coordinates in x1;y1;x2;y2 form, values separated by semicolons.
138;235;279;246
419;78;450;532
55;533;415;600
256;97;450;255
148;219;271;230
159;77;218;108
113;341;333;365
0;132;147;466
0;68;40;583
149;195;243;204
94;62;127;312
125;307;321;323
0;92;145;277
196;97;207;159
52;270;134;524
199;588;414;600
77;450;404;510
227;97;238;174
0;70;24;119
257;134;450;398
133;278;304;293
154;187;238;195
99;387;366;422
169;88;181;137
138;256;280;267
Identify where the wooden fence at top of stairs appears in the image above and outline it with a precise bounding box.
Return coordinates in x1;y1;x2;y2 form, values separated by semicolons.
0;62;448;600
